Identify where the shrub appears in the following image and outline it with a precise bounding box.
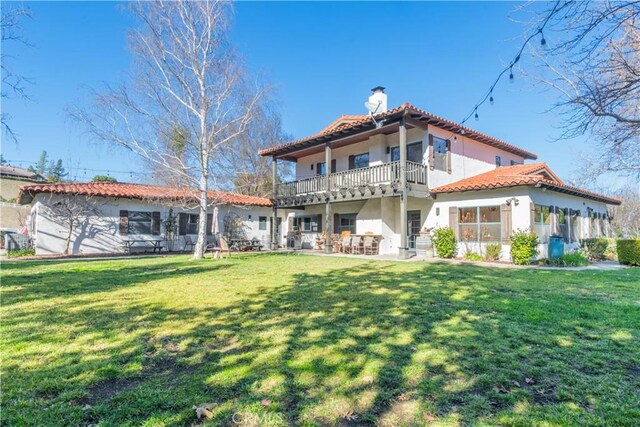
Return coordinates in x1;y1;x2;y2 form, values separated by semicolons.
463;252;483;261
617;239;640;266
580;238;609;260
510;229;539;265
432;227;457;259
7;248;35;258
484;242;502;261
562;250;590;267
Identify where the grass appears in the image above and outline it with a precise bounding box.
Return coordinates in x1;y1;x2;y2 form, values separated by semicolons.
1;253;639;426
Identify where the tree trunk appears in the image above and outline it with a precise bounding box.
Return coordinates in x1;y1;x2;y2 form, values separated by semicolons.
193;174;208;259
64;218;73;255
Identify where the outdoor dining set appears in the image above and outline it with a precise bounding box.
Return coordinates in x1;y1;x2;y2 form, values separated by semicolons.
315;232;382;255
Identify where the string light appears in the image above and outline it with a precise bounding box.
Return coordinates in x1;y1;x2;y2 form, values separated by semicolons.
454;0;562;127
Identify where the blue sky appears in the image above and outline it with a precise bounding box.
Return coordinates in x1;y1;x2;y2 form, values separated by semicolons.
2;1;594;183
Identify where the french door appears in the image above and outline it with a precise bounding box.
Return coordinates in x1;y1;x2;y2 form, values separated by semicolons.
408;210;421;251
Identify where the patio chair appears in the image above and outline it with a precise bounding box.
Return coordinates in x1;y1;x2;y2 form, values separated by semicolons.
350;236;362;255
330;234;341;252
315;232;326;250
341;236;352;254
210;236;231;259
363;235;378;255
183;235;196;252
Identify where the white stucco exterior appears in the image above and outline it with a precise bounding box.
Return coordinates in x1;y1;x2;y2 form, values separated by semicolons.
29;193;281;256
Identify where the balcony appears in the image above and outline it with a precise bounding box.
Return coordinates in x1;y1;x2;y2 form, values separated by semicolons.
274;161;428;207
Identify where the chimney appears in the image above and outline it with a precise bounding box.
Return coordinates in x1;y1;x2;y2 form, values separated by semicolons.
368;86;387;114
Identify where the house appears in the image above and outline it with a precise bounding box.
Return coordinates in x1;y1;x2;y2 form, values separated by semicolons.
17;182;276;255
260;87;621;259
1;165;47;231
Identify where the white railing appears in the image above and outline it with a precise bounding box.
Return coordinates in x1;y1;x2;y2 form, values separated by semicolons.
275;161;428;198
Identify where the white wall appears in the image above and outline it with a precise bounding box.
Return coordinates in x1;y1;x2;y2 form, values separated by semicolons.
31;194;279;255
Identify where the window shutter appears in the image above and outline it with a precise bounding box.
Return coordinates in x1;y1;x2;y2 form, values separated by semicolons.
178;213;187;236
317;214;322;233
316;163;322;176
333;213;339;234
152;211;161;235
446;139;452;174
331;159;336;173
348;155;355;170
500;203;512;244
206;213;213;236
449;206;458;239
530;202;536;231
119;210;129;235
428;134;435;170
549;205;557;236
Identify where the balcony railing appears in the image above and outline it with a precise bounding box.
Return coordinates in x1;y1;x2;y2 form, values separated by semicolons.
275;161;428;199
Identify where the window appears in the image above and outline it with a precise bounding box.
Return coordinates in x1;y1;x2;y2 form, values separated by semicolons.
390;141;423;163
335;213;357;234
316;160;336;176
600;213;608;237
495;155;502;167
570;210;580;242
259;216;267;231
590;212;599;237
292;215;320;233
458;206;501;242
558;208;569;243
349;153;369;170
510;160;523;166
128;211;152;234
533;205;551;243
433;136;448;171
185;214;199;234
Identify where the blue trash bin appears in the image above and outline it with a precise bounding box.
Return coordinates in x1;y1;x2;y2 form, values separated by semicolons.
548;235;564;260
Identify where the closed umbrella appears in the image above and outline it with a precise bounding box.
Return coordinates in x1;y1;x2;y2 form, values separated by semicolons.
211;206;220;241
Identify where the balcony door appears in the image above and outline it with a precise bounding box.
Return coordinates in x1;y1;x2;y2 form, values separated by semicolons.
408;210;421;251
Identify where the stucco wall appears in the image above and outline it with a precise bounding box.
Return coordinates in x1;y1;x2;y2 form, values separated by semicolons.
31;194;279;255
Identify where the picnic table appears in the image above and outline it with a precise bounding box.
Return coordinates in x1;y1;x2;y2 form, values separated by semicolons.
122;238;165;254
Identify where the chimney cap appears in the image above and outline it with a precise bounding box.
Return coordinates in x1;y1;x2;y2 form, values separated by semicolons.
371;86;385;93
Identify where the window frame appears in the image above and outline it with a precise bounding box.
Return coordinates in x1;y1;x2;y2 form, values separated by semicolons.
432;136;449;171
259;216;267;231
335;213;357;234
128;211;153;235
349;152;370;170
458;206;502;243
292;215;320;233
533;205;551;243
186;213;199;235
495;155;501;167
390;141;423;163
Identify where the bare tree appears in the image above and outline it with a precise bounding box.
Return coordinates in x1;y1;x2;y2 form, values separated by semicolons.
1;5;33;143
73;1;262;259
213;102;292;197
43;194;101;255
527;1;640;179
609;185;640;237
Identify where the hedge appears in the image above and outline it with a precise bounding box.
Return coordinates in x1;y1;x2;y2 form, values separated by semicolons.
617;239;640;266
432;227;457;259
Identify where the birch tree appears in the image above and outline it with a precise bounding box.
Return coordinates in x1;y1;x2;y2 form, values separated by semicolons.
74;1;261;259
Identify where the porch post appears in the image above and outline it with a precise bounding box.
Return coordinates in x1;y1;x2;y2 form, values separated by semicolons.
271;156;279;250
399;115;410;259
324;142;333;254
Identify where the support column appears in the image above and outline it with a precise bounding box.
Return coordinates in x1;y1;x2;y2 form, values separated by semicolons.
324;142;333;254
399;116;410;259
271;156;279;250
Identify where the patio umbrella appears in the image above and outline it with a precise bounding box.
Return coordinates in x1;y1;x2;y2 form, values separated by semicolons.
211;206;220;237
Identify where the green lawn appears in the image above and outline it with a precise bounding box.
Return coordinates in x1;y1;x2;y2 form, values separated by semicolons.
1;254;639;426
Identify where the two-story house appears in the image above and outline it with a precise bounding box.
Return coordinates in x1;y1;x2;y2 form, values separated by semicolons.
260;87;621;259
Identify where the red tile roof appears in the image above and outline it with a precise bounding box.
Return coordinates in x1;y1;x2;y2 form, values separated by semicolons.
17;182;273;207
318;114;368;135
430;163;622;205
258;103;538;160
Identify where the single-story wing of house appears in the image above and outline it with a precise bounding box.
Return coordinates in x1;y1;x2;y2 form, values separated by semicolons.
17;182;277;255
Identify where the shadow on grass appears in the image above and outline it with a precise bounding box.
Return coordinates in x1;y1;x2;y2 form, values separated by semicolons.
2;257;639;426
